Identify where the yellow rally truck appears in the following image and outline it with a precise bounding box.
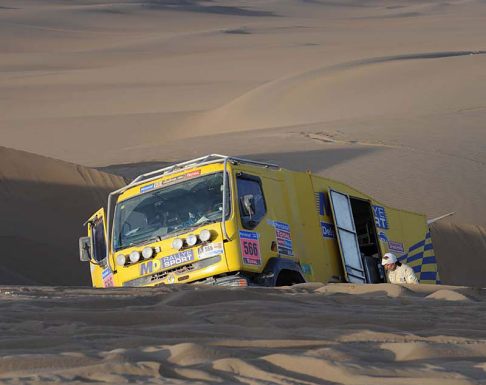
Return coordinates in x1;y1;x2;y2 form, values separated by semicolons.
79;155;440;287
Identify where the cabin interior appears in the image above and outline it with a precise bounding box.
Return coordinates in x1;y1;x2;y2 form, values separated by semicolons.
349;198;385;283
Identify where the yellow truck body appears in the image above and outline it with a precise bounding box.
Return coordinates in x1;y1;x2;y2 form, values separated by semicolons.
79;155;440;287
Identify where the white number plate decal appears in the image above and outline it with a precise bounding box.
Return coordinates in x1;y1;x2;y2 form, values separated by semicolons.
198;242;224;259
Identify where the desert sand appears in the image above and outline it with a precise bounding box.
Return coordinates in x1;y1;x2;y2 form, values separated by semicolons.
1;0;485;224
1;283;486;384
1;0;486;384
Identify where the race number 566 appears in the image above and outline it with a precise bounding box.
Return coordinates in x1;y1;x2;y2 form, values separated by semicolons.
240;230;261;265
242;240;259;256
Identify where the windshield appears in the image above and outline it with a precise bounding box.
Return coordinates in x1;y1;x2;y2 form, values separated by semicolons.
113;172;230;251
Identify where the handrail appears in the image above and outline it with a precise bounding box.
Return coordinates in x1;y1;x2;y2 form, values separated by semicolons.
222;157;229;241
129;154;278;187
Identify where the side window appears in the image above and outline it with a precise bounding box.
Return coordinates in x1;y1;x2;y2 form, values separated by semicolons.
236;174;266;229
92;217;107;262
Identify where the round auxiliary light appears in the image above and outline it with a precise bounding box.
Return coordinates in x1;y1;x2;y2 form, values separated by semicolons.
116;254;127;266
142;246;154;260
172;238;184;250
199;229;211;242
186;234;198;247
129;250;141;263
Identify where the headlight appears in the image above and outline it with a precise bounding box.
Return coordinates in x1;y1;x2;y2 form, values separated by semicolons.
186;234;198;247
199;229;211;242
116;254;126;266
172;238;184;250
142;247;154;259
129;250;141;263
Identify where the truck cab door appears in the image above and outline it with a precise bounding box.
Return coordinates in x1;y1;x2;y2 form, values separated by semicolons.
235;173;282;270
85;208;115;287
328;189;366;283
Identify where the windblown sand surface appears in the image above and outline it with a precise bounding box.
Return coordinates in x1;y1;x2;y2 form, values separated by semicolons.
1;283;486;385
1;0;486;224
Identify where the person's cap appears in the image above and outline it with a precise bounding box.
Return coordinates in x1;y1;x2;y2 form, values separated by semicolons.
381;252;397;265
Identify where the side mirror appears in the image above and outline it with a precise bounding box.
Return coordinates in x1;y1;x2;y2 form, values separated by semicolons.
79;236;92;262
240;194;256;217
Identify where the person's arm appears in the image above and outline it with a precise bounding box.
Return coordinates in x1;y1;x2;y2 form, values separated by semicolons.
405;266;419;284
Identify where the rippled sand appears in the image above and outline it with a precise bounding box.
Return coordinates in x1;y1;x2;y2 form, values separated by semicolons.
1;283;485;384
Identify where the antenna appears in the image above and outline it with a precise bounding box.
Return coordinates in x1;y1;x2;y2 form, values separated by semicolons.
427;212;455;225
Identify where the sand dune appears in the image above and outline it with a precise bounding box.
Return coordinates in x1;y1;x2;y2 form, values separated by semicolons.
1;283;485;384
430;221;486;287
195;51;486;134
1;0;485;224
0;146;125;285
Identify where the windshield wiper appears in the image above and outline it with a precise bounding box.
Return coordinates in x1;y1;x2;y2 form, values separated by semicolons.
126;236;161;249
194;218;220;227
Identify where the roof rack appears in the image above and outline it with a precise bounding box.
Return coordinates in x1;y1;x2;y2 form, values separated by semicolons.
128;154;279;188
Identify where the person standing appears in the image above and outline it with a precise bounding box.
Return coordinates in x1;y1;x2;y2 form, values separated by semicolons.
381;252;419;284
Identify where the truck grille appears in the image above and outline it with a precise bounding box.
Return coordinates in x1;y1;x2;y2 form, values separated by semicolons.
150;263;195;282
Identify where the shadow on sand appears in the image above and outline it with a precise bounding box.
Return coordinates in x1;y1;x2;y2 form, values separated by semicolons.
98;147;376;180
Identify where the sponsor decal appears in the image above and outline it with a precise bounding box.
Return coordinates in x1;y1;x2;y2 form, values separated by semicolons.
140;250;195;275
315;192;325;216
301;263;313;275
320;221;336;239
378;231;388;243
274;221;290;232
388;240;405;253
185;170;202;178
102;268;114;287
274;221;294;256
315;192;331;216
140;183;155;193
139;170;202;193
240;230;262;265
198;241;224;259
373;205;389;229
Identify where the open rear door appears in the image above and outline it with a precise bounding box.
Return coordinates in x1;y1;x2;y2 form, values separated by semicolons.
328;189;366;283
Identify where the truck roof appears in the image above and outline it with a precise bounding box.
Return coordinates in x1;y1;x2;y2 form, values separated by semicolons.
120;154;279;196
107;154;426;225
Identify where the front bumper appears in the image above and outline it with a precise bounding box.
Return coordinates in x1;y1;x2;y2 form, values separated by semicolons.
122;255;223;287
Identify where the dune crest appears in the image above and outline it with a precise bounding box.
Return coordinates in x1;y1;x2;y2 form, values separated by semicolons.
195;51;486;135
